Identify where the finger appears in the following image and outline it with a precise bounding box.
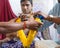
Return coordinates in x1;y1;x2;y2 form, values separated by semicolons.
28;16;34;21
38;22;43;26
31;27;38;30
0;38;10;43
35;20;43;25
9;18;17;22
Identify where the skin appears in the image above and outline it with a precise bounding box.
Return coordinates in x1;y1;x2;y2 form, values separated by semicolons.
21;0;33;14
20;0;38;36
0;0;43;43
34;11;60;24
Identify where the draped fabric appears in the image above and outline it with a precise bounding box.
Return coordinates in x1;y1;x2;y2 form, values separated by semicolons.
0;0;17;22
0;0;17;40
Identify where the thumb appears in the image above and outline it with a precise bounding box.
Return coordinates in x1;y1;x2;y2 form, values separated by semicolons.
28;16;34;21
9;18;17;22
38;22;43;25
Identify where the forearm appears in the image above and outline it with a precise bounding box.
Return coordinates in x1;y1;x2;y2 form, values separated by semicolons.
0;22;24;33
45;15;60;24
34;11;60;24
0;20;41;33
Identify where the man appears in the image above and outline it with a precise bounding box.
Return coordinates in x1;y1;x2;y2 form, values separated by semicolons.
48;0;60;44
34;0;60;44
1;0;42;48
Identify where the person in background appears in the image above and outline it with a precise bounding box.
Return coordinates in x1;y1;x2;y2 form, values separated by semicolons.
34;0;60;44
48;0;60;44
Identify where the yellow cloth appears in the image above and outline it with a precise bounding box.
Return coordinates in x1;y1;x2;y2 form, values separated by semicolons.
16;17;42;47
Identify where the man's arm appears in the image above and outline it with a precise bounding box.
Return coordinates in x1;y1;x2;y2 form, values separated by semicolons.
34;11;60;24
45;15;60;24
0;20;43;33
0;22;24;33
33;11;60;32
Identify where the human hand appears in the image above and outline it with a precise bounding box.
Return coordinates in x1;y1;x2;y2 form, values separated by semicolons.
26;20;43;30
19;13;34;21
33;11;48;19
0;37;11;44
0;32;17;43
20;13;43;30
9;18;17;23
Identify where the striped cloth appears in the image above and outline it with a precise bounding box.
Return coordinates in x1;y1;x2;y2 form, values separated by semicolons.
1;39;35;48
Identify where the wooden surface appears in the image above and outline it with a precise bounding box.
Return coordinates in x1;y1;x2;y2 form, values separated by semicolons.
35;40;60;48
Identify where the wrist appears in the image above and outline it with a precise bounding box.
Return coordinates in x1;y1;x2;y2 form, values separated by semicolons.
25;21;30;29
45;15;53;21
23;21;27;29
